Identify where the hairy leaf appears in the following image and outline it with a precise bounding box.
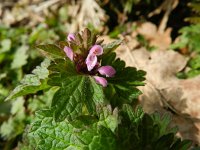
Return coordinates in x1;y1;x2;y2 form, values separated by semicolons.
121;104;144;124
37;44;65;58
11;45;28;69
48;59;106;121
97;105;118;132
27;110;117;150
102;52;145;106
102;40;122;55
118;112;192;150
6;59;51;101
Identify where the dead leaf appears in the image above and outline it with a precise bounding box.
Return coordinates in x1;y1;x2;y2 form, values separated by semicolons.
136;22;172;50
116;45;200;145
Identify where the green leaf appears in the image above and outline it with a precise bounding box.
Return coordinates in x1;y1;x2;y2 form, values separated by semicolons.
48;59;106;121
6;59;51;101
102;52;145;106
11;45;28;69
137;114;160;145
121;104;144;124
27;110;117;150
118;112;191;150
151;112;178;137
84;76;105;114
0;39;11;53
51;75;85;121
97;105;118;132
0;97;26;140
171;24;200;52
189;56;200;69
37;44;65;58
102;40;122;55
154;133;175;149
171;139;192;150
187;69;200;78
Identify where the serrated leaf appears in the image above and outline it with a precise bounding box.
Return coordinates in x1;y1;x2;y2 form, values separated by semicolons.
102;52;145;105
51;75;85;121
122;104;144;124
0;97;26;140
28;110;117;150
97;105;118;132
137;114;160;145
51;76;106;121
154;133;175;149
151;112;178;137
102;40;122;55
84;76;105;114
171;139;192;150
37;44;65;58
11;45;28;69
0;39;11;53
172;24;200;52
6;59;51;101
48;59;105;121
118;112;191;150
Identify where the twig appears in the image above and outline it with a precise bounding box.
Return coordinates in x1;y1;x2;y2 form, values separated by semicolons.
158;0;179;33
148;0;179;33
31;0;61;13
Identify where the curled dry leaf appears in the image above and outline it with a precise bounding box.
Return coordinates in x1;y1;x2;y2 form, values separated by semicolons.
117;44;200;145
136;22;172;50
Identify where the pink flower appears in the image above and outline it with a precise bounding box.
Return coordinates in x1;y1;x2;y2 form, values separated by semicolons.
85;45;103;71
67;33;75;41
64;46;74;61
85;54;97;71
98;66;116;77
93;76;107;87
63;42;116;87
89;45;103;56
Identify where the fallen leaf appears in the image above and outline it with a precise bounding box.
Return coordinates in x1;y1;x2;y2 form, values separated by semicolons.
136;22;172;50
116;45;200;145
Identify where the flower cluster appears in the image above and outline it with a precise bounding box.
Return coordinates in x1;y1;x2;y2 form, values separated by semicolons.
63;33;116;87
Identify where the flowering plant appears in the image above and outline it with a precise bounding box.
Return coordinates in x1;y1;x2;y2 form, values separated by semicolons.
6;28;191;149
64;33;116;87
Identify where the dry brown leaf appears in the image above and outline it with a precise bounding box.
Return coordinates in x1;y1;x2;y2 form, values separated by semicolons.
116;44;200;145
136;22;172;50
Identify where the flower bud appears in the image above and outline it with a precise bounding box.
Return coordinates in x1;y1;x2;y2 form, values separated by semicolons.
93;76;108;87
67;33;75;41
64;46;74;61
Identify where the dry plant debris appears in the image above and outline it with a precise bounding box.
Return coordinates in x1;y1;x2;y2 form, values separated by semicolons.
113;28;200;145
101;21;200;144
68;0;107;32
0;0;107;32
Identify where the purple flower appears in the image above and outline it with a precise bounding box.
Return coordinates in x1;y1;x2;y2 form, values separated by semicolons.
98;66;116;77
64;46;74;61
93;76;107;87
89;45;103;56
67;33;75;41
63;42;116;87
85;53;97;71
85;45;103;71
